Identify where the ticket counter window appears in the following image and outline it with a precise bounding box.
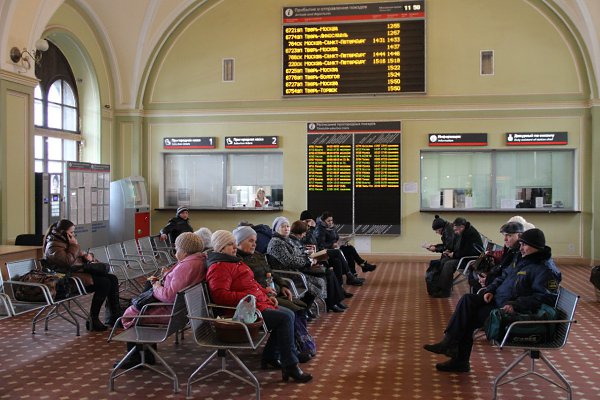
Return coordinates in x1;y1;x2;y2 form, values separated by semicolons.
420;150;575;211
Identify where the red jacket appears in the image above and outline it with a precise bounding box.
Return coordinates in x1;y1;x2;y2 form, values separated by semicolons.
206;252;275;312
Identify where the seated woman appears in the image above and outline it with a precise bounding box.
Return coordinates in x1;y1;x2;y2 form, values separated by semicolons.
233;225;316;360
117;232;207;367
315;210;376;277
207;230;312;382
267;217;347;313
44;219;120;331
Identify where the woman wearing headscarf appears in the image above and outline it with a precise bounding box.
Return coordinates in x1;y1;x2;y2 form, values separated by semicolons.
268;217;347;313
207;230;312;382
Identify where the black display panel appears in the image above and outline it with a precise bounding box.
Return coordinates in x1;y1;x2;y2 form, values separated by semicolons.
307;122;401;235
307;132;353;233
283;1;425;97
354;133;401;234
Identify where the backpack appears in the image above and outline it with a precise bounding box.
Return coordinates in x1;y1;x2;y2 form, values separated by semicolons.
484;303;558;344
14;270;73;302
295;313;316;357
425;259;442;296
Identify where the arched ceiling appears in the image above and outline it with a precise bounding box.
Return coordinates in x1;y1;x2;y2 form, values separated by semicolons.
2;0;599;109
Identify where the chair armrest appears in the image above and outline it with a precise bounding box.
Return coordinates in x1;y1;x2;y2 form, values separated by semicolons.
4;280;54;304
499;318;577;348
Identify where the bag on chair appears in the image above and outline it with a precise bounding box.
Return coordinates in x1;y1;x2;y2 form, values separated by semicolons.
131;288;157;310
14;270;72;302
232;294;257;323
484;303;558;344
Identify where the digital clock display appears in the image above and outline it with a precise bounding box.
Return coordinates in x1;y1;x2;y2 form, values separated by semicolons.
283;1;425;97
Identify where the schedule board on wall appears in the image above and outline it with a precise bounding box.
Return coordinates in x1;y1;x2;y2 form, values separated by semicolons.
307;122;401;235
283;1;425;96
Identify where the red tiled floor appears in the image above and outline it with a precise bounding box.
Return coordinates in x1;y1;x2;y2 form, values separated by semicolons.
0;262;598;399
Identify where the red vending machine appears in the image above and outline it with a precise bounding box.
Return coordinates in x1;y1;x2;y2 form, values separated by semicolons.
110;176;150;242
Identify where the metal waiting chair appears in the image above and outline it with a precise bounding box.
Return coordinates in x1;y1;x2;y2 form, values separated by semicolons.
4;259;89;335
122;239;161;275
108;285;193;393
492;287;579;400
184;282;269;399
138;236;176;269
106;243;152;294
452;235;489;288
0;273;15;318
272;269;323;317
89;245;140;295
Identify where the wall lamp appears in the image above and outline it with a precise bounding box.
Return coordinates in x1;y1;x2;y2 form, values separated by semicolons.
10;39;49;71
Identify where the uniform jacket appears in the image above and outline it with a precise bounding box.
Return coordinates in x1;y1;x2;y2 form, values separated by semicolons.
206;251;275;312
160;216;193;244
484;246;558;312
122;251;207;329
451;222;484;259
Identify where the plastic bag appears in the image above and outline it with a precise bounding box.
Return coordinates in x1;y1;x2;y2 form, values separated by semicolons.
232;294;257;323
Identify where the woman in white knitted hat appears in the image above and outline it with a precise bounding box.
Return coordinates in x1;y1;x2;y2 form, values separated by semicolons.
159;206;194;244
206;229;313;383
116;232;207;369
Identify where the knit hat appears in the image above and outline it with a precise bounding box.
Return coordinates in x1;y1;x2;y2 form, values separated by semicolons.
195;227;213;249
500;221;524;234
431;215;446;230
211;230;236;252
272;216;290;233
176;206;189;216
174;232;204;254
300;210;314;221
232;225;256;245
519;228;546;249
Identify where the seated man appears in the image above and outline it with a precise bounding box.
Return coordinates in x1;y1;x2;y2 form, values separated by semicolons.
430;217;484;298
423;228;559;372
424;215;455;296
469;221;524;293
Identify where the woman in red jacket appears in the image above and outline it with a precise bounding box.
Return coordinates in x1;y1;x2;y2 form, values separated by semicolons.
206;230;312;383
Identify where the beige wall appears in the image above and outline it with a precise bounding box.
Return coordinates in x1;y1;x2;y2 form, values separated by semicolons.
140;0;592;260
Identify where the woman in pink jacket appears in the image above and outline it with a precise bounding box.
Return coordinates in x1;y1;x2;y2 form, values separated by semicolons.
206;230;312;383
116;232;206;368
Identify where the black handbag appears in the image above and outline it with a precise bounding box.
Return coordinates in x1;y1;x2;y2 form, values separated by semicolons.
131;288;157;310
82;262;110;276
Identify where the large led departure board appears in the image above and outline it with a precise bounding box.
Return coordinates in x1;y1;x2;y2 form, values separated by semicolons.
307;122;401;235
283;1;425;97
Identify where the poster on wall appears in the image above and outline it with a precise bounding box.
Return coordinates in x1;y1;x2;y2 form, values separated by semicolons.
307;121;401;235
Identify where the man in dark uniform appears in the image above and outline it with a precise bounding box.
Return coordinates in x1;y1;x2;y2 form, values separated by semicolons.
160;206;194;244
423;228;559;372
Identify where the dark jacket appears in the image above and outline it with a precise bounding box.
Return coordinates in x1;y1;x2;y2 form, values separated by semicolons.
314;217;339;250
451;222;484;259
484;246;559;312
252;224;273;254
160;216;193;244
433;222;455;253
44;229;86;273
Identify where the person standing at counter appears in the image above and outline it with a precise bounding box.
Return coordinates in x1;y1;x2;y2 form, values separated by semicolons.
160;206;194;244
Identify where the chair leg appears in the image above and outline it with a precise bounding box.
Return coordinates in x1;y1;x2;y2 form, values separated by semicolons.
538;353;573;400
492;350;529;400
227;349;261;400
109;346;140;391
187;350;220;397
31;305;50;334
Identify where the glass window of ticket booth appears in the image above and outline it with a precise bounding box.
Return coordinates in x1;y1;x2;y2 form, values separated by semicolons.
161;153;283;210
420;150;575;211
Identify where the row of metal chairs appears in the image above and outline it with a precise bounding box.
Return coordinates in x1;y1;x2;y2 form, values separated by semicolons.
0;259;89;335
108;282;269;398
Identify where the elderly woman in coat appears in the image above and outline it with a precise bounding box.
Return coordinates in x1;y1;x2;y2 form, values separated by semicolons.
206;230;312;383
116;232;207;368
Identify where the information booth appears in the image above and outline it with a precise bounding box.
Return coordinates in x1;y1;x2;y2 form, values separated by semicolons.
110;176;150;243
